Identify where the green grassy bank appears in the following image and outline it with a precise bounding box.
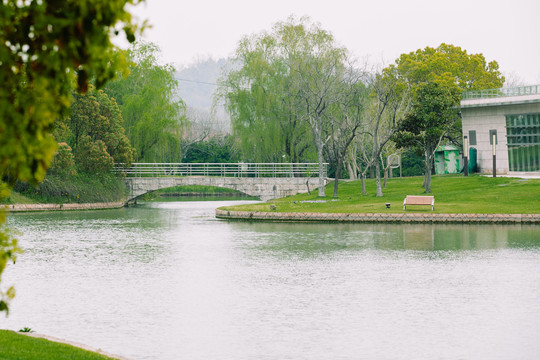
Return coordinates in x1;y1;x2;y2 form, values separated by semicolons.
220;175;540;214
0;330;119;360
2;174;126;205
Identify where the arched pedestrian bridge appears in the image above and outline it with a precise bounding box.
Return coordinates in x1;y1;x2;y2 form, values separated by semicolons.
116;163;328;202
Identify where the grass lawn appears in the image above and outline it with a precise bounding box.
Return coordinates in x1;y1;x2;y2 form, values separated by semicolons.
0;191;36;205
0;330;118;360
220;174;540;214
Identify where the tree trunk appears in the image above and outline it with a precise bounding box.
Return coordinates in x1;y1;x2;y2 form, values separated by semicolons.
361;173;367;195
317;137;325;197
332;158;341;198
346;160;356;180
380;153;388;188
424;152;432;193
375;158;383;197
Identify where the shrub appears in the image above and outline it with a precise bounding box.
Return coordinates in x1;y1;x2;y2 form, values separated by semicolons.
48;143;76;177
75;136;114;174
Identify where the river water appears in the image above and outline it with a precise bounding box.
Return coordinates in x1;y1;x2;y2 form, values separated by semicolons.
3;200;540;360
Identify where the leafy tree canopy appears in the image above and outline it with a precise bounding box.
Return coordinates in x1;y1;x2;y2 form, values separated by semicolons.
392;43;505;92
68;86;134;165
182;136;239;163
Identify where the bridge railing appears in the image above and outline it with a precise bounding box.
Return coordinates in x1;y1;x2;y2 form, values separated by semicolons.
114;163;327;178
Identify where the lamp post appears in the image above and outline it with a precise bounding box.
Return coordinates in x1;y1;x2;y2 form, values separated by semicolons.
463;135;469;177
492;133;497;177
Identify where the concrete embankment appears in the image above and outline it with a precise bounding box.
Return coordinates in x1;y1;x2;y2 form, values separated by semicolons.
3;201;125;212
215;209;540;224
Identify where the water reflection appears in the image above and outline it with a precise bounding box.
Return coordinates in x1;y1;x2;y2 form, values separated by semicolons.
229;221;540;254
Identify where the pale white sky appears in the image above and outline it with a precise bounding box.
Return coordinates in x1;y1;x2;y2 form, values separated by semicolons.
128;0;540;84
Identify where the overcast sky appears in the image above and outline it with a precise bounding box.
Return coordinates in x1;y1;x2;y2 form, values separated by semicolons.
127;0;540;85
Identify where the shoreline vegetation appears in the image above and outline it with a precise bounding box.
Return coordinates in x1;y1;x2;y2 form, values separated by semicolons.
1;184;257;212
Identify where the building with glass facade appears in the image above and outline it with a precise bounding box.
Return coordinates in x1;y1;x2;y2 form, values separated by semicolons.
461;85;540;175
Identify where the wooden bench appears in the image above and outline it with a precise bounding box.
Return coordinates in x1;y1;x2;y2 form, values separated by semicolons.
403;195;434;211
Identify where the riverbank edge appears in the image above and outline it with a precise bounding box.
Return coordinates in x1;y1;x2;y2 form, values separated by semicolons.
215;209;540;224
20;332;131;360
2;201;125;212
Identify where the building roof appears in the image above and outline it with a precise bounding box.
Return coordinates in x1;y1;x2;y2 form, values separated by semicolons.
461;85;540;108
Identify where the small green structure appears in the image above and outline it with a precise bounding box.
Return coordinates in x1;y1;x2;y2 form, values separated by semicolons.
435;145;460;174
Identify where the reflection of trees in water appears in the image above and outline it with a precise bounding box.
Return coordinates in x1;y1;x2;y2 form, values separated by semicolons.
402;224;529;250
236;221;539;255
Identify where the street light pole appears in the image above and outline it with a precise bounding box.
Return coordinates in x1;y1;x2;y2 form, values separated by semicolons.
492;133;497;178
463;135;469;177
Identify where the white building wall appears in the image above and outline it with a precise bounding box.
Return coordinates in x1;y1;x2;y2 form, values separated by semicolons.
461;100;540;174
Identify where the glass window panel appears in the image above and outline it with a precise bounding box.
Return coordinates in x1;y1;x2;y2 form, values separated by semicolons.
506;113;540;171
469;130;477;145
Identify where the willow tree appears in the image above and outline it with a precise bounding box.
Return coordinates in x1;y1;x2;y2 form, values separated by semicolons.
286;27;350;196
221;16;354;196
104;41;186;162
0;0;144;314
219;18;315;163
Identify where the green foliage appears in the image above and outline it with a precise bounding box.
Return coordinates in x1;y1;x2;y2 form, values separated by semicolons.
397;83;461;148
0;0;143;314
104;41;186;162
68;86;134;168
221;16;359;197
75;136;115;174
0;0;143;185
0;224;19;316
14;173;126;204
394;82;461;192
48;143;76;177
401;151;424;177
220;16;320;163
0;330;118;360
393;43;505;91
182;136;239;163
